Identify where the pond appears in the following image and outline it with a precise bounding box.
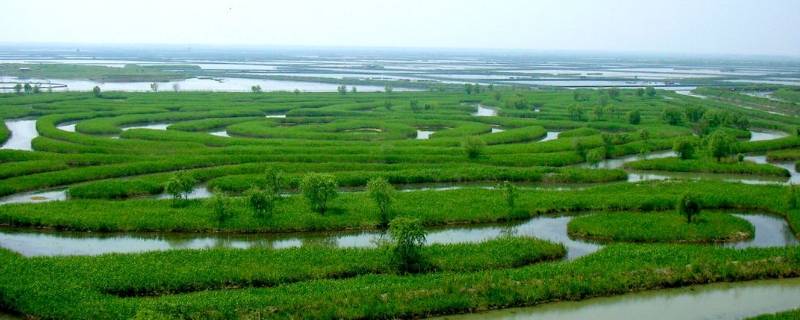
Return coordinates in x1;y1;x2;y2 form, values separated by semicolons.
473;105;498;117
417;130;435;140
1;119;38;151
539;131;560;142
433;278;800;320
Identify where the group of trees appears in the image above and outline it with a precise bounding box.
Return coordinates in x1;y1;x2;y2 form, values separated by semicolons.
12;83;44;95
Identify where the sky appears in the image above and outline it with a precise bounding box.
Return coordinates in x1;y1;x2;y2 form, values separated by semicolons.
1;0;799;57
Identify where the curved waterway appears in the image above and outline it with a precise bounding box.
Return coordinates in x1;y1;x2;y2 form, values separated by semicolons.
1;119;37;151
0;212;793;258
433;278;800;320
473;105;498;117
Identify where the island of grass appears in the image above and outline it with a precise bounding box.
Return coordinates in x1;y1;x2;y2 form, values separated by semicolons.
567;211;754;243
749;308;800;320
624;157;790;177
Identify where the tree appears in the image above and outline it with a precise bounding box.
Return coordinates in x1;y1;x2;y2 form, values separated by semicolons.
662;107;683;125
23;83;32;94
251;85;262;93
337;85;347;95
645;86;657;97
210;194;233;227
586;148;606;167
409;99;422;113
13;83;22;94
384;84;393;93
499;181;517;214
293;89;301;95
164;171;196;205
92;86;102;97
300;173;338;214
150;82;159;92
638;129;650;142
707;131;737;162
263;168;285;194
384;100;393;110
607;88;621;100
389;217;427;273
685;106;705;123
462;136;486;159
627;109;641;125
568;105;585;121
247;187;277;218
635;88;645;97
172;83;180;93
367;177;395;227
572;139;587;161
32;85;41;94
464;83;473;94
677;193;701;223
672;137;696;160
592;105;605;121
351;86;357;93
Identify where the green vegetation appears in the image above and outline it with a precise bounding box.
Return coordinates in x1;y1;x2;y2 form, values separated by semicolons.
567;211;753;243
749;308;800;320
0;63;194;82
1;88;800;319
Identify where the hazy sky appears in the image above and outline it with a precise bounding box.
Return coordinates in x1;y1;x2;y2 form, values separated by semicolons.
1;0;799;56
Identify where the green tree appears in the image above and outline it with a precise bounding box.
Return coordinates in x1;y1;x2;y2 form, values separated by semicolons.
662;107;683;125
586;148;606;167
645;86;657;97
165;171;196;205
635;88;645;97
409;99;422;113
263;168;285;194
627;109;641;125
251;85;262;93
210;194;233;227
464;83;473;94
351;86;357;93
707;131;737;162
499;181;517;214
685;106;705;123
13;83;22;94
677;193;701;223
247;187;277;218
92;86;101;97
337;85;347;95
573;139;587;161
150;82;159;92
389;217;427;273
384;84;393;93
672;137;696;160
568;105;585;121
300;173;339;214
23;83;32;94
367;177;395;227
462;136;486;159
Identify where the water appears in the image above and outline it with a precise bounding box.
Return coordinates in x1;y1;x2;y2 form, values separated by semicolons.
121;123;170;131
539;131;560;142
1;119;38;151
745;155;800;185
155;185;213;200
750;130;789;142
491;127;505;133
0;212;792;258
56;122;76;132
434;278;800;320
210;130;230;137
0;189;67;205
417;130;435;140
586;151;677;170
0;77;404;93
265;114;287;118
473;105;498;117
674;90;706;99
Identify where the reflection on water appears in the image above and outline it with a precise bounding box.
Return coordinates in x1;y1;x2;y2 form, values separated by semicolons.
539;131;560;142
434;278;800;320
156;186;213;200
491;127;505;133
121;123;170;131
210;130;230;137
1;212;792;258
750;130;788;142
1;119;38;151
473;105;498;117
586;151;677;170
0;189;66;205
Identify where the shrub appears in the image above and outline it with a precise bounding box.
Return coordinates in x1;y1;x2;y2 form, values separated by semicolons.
210;194;233;227
677;193;701;223
367;177;395;227
389;217;427;273
499;181;517;214
263;168;286;194
627;109;641;125
462;136;486;159
300;173;339;214
247;187;277;218
673;137;696;160
707;131;737;161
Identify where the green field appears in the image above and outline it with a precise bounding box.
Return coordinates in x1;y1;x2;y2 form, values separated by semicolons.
2;87;800;319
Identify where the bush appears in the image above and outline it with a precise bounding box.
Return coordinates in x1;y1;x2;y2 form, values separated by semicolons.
247;187;277;217
210;194;233;227
389;217;427;273
677;193;701;223
300;173;339;214
673;137;696;160
627;109;641;124
499;181;517;214
462;136;486;159
707;131;738;161
367;177;395;227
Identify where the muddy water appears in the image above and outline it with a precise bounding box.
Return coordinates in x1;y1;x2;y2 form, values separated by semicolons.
433;278;800;320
